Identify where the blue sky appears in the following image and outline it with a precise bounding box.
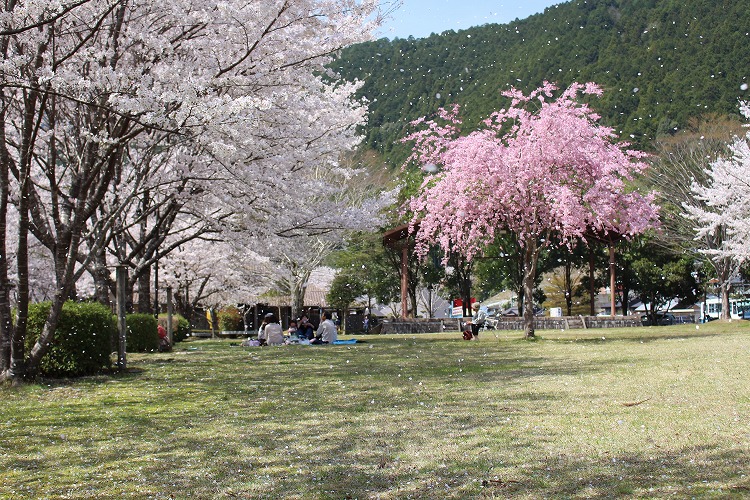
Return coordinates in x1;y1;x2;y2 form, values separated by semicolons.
377;0;563;39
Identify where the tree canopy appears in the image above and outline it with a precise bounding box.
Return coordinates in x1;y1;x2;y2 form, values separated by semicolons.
403;82;659;337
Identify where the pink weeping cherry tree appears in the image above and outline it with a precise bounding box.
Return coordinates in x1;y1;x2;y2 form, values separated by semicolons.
404;82;660;338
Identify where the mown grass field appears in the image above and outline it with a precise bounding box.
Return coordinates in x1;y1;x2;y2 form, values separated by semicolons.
2;321;750;499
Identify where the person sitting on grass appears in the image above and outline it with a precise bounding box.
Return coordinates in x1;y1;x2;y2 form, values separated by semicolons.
470;302;486;340
310;311;337;345
257;315;269;346
298;314;315;340
262;312;285;345
157;324;171;352
287;319;299;339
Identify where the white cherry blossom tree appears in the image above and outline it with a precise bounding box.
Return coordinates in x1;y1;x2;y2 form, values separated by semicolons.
206;157;396;318
686;101;750;318
0;0;383;381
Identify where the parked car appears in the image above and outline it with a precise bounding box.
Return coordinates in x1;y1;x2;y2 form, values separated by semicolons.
640;312;676;326
499;306;545;317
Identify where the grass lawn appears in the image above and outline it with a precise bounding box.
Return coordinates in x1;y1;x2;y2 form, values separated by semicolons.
2;320;750;499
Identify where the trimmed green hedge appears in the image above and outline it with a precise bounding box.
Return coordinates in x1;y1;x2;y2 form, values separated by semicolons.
26;301;115;378
126;314;159;352
217;306;241;331
175;314;190;342
158;313;190;342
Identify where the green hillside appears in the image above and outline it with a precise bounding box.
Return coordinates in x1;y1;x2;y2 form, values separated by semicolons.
335;0;750;163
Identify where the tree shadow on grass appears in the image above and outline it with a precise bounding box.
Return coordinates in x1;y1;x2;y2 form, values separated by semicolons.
544;334;724;345
187;420;750;499
472;443;750;499
10;337;738;498
10;414;746;499
241;419;750;499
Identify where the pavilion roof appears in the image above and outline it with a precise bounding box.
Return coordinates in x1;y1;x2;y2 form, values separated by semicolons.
244;285;329;308
383;221;421;248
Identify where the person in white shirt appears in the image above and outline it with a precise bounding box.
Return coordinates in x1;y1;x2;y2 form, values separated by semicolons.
470;303;487;340
262;313;284;345
311;311;337;344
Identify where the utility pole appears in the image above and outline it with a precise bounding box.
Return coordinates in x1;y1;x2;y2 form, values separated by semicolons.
166;286;173;346
154;208;160;319
116;265;128;370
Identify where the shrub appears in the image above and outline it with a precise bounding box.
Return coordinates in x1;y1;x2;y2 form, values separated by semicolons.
126;314;159;352
26;301;115;378
157;313;191;342
217;306;241;331
176;314;190;342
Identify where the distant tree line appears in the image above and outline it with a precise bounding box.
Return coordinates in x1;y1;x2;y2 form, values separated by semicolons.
334;0;750;164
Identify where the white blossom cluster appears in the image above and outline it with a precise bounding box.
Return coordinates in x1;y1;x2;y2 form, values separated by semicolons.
0;0;393;373
688;101;750;265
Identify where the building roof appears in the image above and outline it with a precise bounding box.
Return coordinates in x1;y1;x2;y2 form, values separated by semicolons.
244;285;329;308
383;221;420;248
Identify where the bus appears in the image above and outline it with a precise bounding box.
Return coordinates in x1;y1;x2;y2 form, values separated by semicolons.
700;296;750;321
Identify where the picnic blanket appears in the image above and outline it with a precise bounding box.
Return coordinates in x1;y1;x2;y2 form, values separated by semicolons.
332;339;357;345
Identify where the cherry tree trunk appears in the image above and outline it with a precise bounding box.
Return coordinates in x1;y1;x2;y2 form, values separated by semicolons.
409;288;419;319
0;108;11;374
564;260;573;316
291;283;304;321
10;98;34;380
137;268;152;314
522;239;540;339
25;298;66;378
720;281;730;320
92;249;113;306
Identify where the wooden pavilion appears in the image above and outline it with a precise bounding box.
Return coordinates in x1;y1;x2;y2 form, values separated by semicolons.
382;221;629;319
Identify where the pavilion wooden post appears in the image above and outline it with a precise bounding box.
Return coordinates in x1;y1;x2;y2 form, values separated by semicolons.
585;230;626;318
609;244;616;317
383;223;420;320
589;248;596;315
116;265;128;370
166;286;174;345
401;245;409;319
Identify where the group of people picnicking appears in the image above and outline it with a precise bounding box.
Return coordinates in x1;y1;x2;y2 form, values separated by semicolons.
247;310;338;346
247;303;487;345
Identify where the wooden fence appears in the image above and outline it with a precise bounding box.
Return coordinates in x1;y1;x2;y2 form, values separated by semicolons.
378;315;642;334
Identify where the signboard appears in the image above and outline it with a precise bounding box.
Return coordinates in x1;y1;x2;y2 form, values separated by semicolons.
451;298;476;317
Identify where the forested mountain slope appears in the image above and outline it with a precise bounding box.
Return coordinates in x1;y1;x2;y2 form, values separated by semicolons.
335;0;750;163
